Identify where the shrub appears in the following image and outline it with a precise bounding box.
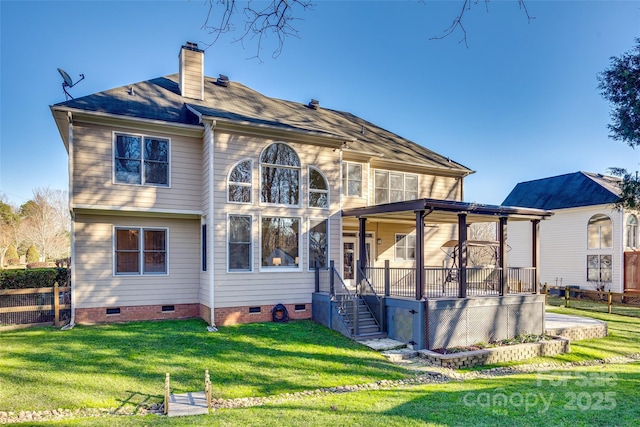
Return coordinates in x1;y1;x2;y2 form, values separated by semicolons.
5;245;18;262
26;245;39;264
0;268;65;289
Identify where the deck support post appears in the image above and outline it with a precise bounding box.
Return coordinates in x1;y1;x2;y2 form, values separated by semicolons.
358;217;367;287
415;210;426;300
532;219;540;293
499;217;508;296
458;213;468;298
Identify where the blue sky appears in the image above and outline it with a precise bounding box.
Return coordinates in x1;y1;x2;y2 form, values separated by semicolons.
1;0;639;206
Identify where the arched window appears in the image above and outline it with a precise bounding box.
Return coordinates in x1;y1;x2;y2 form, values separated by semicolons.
587;214;612;249
627;215;638;248
309;167;329;208
260;143;300;205
228;160;252;203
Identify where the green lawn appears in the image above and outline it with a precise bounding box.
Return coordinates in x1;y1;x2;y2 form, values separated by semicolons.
2;311;640;426
547;295;640;318
0;319;406;412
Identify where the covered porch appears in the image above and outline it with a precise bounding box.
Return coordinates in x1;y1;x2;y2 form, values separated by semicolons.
342;198;553;300
312;198;553;350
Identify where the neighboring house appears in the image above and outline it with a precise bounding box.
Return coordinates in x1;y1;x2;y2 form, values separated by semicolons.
503;171;640;293
51;42;551;349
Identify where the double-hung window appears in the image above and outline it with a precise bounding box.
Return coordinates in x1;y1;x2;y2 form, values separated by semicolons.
375;170;418;204
342;162;362;197
309;219;328;269
395;233;416;261
228;215;252;271
115;227;167;275
114;133;169;186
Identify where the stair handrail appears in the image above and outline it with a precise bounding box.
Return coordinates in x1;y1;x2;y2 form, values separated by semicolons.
329;263;358;336
357;265;383;329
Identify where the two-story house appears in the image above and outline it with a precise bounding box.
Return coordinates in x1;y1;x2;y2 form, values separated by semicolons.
503;171;640;294
52;42;551;349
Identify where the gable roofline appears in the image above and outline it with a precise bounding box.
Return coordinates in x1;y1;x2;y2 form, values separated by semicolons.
502;171;621;210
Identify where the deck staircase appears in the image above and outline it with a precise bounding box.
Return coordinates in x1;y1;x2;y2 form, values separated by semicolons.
336;295;385;340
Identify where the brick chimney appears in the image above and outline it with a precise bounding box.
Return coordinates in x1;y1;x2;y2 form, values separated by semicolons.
178;42;204;100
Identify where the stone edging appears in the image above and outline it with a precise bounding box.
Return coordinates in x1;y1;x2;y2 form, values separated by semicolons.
417;336;571;369
2;353;638;424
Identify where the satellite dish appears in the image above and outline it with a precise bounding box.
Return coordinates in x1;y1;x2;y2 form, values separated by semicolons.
57;68;85;100
57;68;74;87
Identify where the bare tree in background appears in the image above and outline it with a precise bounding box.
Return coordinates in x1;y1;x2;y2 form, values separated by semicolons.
202;0;534;59
20;188;70;262
468;222;498;266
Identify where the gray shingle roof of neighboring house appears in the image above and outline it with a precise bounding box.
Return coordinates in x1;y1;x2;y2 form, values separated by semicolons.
53;74;472;175
502;171;620;210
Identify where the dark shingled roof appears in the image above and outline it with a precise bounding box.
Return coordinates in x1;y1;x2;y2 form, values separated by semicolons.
502;171;620;210
54;74;471;174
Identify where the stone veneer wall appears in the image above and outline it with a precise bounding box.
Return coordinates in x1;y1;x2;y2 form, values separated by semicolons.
418;337;571;369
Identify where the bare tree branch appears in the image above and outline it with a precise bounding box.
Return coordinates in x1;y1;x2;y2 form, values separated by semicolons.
429;0;535;48
202;0;313;61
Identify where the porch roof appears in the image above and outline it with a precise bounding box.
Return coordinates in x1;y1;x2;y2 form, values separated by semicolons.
341;198;553;224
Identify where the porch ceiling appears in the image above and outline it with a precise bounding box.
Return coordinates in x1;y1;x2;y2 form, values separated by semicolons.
341;198;553;224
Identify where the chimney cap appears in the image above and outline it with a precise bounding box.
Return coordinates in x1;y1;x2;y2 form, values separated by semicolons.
307;99;319;110
183;41;203;52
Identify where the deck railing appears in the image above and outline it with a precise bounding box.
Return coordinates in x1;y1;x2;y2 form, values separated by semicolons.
362;265;537;299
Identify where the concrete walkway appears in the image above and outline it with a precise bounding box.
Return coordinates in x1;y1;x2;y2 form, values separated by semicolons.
545;312;605;329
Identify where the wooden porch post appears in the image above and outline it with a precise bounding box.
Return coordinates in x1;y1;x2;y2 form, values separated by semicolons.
499;217;508;296
532;219;540;293
415;210;426;300
458;214;468;298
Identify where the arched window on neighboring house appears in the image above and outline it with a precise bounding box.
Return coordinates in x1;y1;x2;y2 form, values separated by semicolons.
260;143;301;206
228;159;252;203
627;215;638;249
587;214;613;249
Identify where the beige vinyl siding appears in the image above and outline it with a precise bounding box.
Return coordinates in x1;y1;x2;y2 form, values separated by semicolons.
507;206;624;292
212;132;341;307
419;174;461;200
74;214;200;308
71;122;202;211
342;162;369;210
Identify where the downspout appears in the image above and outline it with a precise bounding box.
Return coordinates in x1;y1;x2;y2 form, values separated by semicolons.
65;111;76;329
206;120;216;328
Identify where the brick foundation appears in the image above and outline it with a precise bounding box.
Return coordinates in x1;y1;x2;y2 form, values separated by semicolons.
75;302;311;326
75;303;200;324
213;303;311;326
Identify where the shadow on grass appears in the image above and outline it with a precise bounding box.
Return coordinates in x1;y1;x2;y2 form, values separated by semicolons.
0;319;409;411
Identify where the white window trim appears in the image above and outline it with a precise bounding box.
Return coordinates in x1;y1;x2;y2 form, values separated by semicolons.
342;161;364;198
308;217;330;271
227;213;253;273
259;214;302;272
227;159;253;205
308;166;330;209
374;169;419;204
112;131;171;188
394;232;416;261
259;142;302;208
587;213;613;250
113;226;169;276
